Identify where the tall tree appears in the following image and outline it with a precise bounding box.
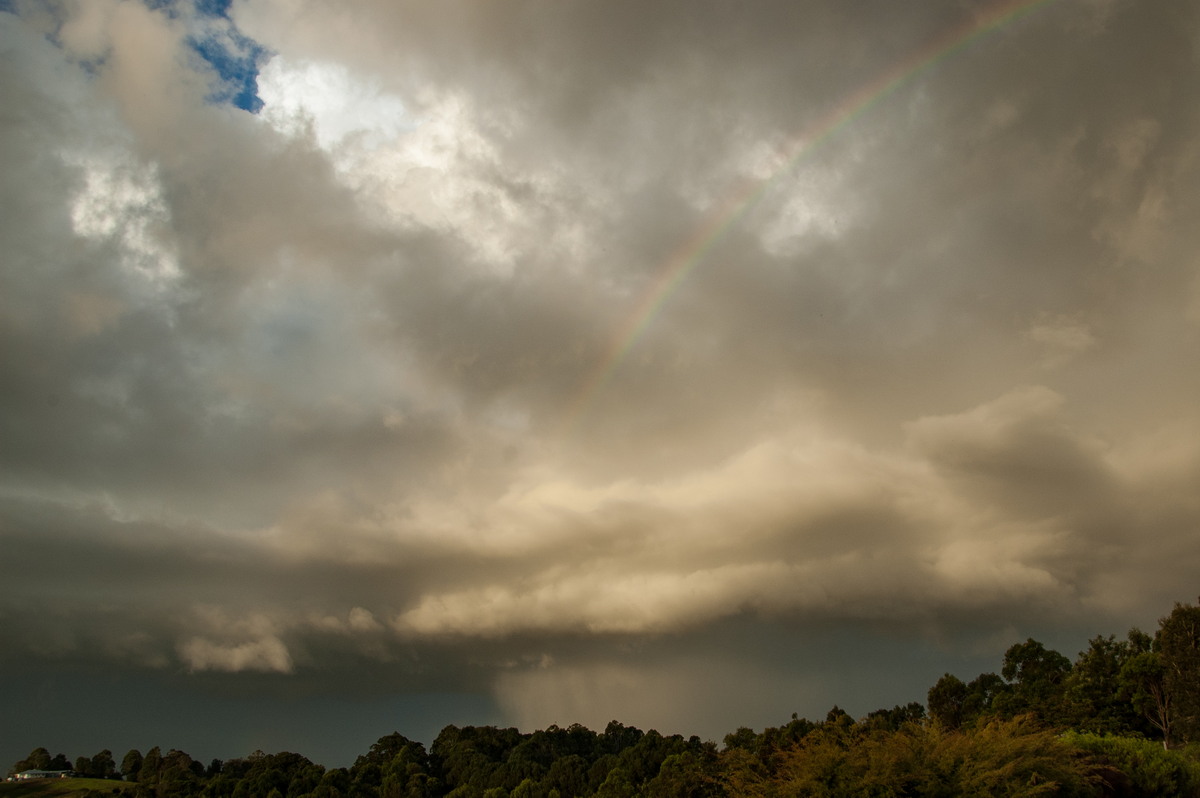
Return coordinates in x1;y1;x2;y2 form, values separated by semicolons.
994;638;1072;725
1121;648;1173;749
928;673;967;729
121;749;144;781
140;746;163;786
1067;633;1148;735
1158;599;1200;744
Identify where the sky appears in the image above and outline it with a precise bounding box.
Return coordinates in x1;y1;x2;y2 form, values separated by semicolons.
2;0;1200;770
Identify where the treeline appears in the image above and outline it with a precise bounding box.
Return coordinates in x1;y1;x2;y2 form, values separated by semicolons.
8;599;1200;797
924;599;1200;746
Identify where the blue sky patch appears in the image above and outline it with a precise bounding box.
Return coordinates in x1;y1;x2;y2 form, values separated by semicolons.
195;0;234;16
136;0;267;111
190;27;269;112
189;0;268;113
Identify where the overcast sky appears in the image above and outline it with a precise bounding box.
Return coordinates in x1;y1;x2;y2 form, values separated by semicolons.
3;0;1200;769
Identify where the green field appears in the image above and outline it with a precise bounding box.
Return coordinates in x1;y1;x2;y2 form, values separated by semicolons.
0;779;128;798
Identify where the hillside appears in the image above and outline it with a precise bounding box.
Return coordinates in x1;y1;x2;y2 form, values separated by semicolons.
0;779;127;798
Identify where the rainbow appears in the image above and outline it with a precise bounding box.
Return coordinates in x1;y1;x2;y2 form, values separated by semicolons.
559;0;1054;433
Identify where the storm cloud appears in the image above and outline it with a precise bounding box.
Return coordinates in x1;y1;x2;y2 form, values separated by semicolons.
2;0;1199;767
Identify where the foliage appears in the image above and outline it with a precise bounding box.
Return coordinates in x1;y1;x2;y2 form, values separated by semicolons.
1158;600;1200;744
994;639;1073;725
772;716;1101;797
1066;634;1151;736
1062;732;1200;797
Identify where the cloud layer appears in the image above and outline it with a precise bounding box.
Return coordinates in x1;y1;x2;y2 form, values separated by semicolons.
3;0;1200;763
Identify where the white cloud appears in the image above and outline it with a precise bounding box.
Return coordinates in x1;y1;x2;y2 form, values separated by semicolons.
179;635;294;673
257;56;414;151
65;150;181;284
177;608;295;673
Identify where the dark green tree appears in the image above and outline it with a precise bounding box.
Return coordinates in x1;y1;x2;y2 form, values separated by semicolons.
316;767;351;798
994;638;1072;724
643;750;719;798
864;702;925;732
594;767;635;798
928;673;968;729
600;721;644;756
121;749;144;782
1158;599;1200;744
544;754;587;797
1066;633;1148;734
158;749;202;797
91;750;117;780
140;747;163;788
963;672;1007;721
1062;731;1200;797
9;747;53;776
721;727;759;754
1122;648;1173;749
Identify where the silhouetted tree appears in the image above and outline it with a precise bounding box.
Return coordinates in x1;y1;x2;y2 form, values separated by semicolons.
9;747;53;776
121;749;144;782
928;673;968;729
994;638;1073;724
91;750;117;780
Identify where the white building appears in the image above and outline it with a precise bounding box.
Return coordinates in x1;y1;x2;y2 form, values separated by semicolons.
13;770;73;780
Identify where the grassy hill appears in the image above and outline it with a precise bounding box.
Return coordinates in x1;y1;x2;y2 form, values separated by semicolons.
0;779;128;798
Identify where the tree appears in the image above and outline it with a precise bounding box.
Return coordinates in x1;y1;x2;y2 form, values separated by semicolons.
928;673;968;729
9;747;53;776
317;767;351;798
1158;600;1200;744
929;672;1006;729
544;754;587;797
863;702;925;732
721;727;758;753
601;720;644;756
159;749;203;793
643;751;718;798
716;748;770;797
1063;731;1200;797
140;746;163;786
595;767;634;798
1122;648;1173;749
91;750;117;780
963;672;1007;721
1066;633;1147;734
121;749;144;782
994;638;1072;725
